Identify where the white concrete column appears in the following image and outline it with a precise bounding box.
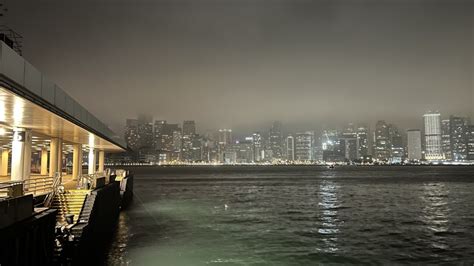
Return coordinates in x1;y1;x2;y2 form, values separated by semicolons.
49;138;59;177
98;150;105;173
57;140;63;177
40;148;48;175
1;149;9;176
88;147;96;175
72;144;83;180
11;128;32;181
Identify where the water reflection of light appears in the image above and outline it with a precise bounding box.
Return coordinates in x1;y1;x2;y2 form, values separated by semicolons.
420;182;450;250
317;180;341;253
107;213;131;264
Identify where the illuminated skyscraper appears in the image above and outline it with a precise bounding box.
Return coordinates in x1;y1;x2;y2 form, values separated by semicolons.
182;121;197;162
467;125;474;161
218;129;232;162
407;129;422;160
172;130;182;161
125;119;139;151
160;123;180;162
218;129;232;145
389;124;404;163
423;112;443;160
449;116;469;161
321;129;344;162
441;119;451;160
154;120;166;150
183;120;196;136
342;124;357;161
356;125;369;158
233;138;254;163
269;121;283;159
137;115;154;149
125;116;153;151
252;132;263;162
295;131;314;161
374;120;391;161
286;135;295;161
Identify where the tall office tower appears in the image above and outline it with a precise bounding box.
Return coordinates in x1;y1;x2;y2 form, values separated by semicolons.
233;138;254;163
450;115;469;161
423;112;443;160
134;115;154;150
191;135;203;162
125;119;140;151
136;115;153;148
389;124;404;163
342;124;358;161
356;125;369;158
467;125;474;160
441;119;452;160
342;138;357;161
321;129;343;162
286;135;295;161
295;131;314;161
269;121;283;159
181;134;193;162
154;120;166;150
218;129;232;162
252;132;263;162
374;120;391;161
181;121;197;162
218;129;232;145
183;120;196;136
407;129;422;160
313;136;324;161
201;137;217;163
160;123;180;161
172;130;182;161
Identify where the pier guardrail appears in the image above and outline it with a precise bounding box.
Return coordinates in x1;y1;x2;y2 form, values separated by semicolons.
43;173;62;207
1;175;56;199
23;176;54;196
0;181;24;199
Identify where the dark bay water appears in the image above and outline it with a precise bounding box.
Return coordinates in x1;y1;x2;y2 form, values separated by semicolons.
106;166;474;265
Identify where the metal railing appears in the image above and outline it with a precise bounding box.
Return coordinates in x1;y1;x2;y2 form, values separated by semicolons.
23;176;54;196
44;172;63;207
77;173;96;190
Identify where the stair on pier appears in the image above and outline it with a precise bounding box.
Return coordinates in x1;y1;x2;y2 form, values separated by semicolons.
51;190;90;225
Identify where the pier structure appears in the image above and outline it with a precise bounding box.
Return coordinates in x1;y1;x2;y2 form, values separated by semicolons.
0;39;130;264
0;39;125;191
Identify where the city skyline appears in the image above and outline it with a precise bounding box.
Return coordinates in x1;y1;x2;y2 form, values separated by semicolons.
6;0;474;134
121;110;474;164
124;111;472;138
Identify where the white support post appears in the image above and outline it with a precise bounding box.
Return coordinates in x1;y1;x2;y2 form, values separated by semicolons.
11;128;32;182
98;150;105;173
40;148;48;175
72;144;83;180
49;138;59;177
88;148;96;175
57;140;63;177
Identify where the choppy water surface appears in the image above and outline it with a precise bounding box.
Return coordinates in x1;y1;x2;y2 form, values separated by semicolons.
107;166;474;265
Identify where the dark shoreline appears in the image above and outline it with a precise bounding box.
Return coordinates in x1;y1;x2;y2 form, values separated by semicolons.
111;164;474;168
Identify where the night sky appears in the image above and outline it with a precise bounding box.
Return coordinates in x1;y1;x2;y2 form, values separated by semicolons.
6;0;474;135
